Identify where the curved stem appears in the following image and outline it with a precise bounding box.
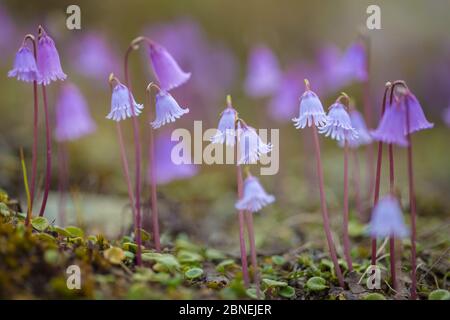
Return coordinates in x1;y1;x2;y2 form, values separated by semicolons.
312;125;345;287
39;85;51;217
124;46;143;259
343;141;353;271
405;97;417;300
145;85;161;252
116;123;141;265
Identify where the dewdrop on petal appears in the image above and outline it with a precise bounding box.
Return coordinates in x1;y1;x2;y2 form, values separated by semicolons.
235;175;275;213
369;195;409;239
211;95;238;146
292;79;327;129
151;90;189;129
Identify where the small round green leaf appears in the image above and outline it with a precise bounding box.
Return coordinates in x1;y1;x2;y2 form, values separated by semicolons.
271;255;286;266
262;278;288;287
428;289;450;300
246;288;265;300
306;276;328;291
103;247;125;264
31;217;49;232
279;286;296;298
65;226;84;238
363;293;386;300
185;267;204;279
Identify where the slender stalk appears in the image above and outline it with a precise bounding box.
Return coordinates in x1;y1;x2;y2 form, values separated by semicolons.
245;211;260;298
145;84;161;252
20;148;32;227
57;142;69;226
388;140;397;291
351;150;365;221
343;141;353;271
371;83;392;265
124;46;143;256
116;122;141;265
237;165;250;287
39;85;51;217
312;125;345;287
405;97;417;300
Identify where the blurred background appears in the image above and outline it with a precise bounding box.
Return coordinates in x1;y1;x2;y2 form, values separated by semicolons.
0;0;449;254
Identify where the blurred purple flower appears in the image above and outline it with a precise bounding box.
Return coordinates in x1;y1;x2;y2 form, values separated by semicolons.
148;41;191;91
400;91;434;134
371;100;409;147
0;6;16;56
319;102;358;141
339;41;368;82
292;81;327;129
211;105;237;146
151;90;189;129
106;83;143;121
443;105;450;127
339;109;372;148
244;45;281;97
37;27;67;85
54;83;96;141
237;125;272;165
71;33;120;80
148;132;198;185
369;195;409;239
8;46;40;82
235;176;275;213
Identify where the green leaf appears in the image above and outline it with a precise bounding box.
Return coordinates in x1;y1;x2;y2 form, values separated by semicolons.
363;293;386;300
142;253;180;271
216;259;236;273
262;278;288;287
124;251;135;260
65;226;84;238
306;276;328;291
139;228;151;241
279;286;296;298
37;233;56;243
103;247;125;264
53;226;71;237
122;242;138;253
177;250;204;263
428;289;450;300
31;217;49;232
271;255;286;266
0;203;10;217
246;288;265;300
205;248;226;261
185;267;204;279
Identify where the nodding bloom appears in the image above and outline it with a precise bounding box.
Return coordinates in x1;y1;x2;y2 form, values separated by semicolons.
369;195;409;239
341;108;373;148
55;83;96;141
244;45;281;97
339;41;368;82
237;125;272;165
399;91;434;134
37;27;67;85
235;176;275;213
8;46;40;82
319;102;358;141
292;80;327;129
443;105;450;127
107;82;143;121
148;42;191;91
211;106;238;146
151;90;189;129
371;100;409;147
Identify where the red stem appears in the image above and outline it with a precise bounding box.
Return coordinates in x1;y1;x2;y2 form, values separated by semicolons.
343;141;353;271
236;165;250;287
57;142;69;226
146;87;161;252
116;123;141;265
39;85;51;217
390;236;397;291
245;211;260;298
312;126;345;287
351;150;365;221
124;47;143;261
405;98;417;300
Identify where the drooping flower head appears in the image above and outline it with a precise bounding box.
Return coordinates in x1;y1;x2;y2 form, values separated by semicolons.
211;95;238;146
235;175;275;213
8;45;40;82
37;26;67;85
339;40;368;82
148;41;191;91
292;79;327;129
147;132;198;184
107;75;143;122
237;122;272;165
371;98;409;147
319;93;358;141
341;108;373;148
244;45;281;97
151;89;189;129
398;89;434;134
369;195;409;239
55;83;96;141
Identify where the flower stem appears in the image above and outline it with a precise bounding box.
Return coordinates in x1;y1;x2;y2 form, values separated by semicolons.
57;142;69;226
245;211;260;298
124;47;143;257
20;148;32;227
343;141;353;271
116;123;141;265
39;85;51;217
351;150;365;221
312;125;345;287
405;97;417;300
146;85;161;252
390;236;397;292
236;165;250;287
